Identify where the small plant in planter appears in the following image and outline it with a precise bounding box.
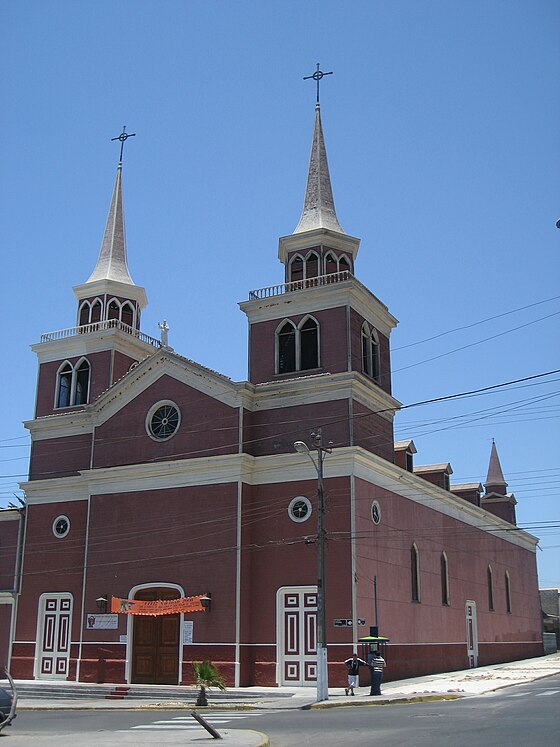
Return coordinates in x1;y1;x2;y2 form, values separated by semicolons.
192;660;225;706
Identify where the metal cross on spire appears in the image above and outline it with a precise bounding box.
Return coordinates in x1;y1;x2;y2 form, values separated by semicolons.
111;125;136;165
304;63;333;105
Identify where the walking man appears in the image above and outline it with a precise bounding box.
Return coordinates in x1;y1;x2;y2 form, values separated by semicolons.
344;652;367;696
368;649;386;696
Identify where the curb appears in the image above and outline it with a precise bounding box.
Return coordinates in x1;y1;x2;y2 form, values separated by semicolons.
249;731;270;747
306;693;463;709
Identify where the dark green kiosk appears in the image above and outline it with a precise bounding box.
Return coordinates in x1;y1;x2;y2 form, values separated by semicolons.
358;627;389;689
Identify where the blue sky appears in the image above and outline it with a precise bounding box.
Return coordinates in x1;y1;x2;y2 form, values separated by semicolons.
2;1;559;586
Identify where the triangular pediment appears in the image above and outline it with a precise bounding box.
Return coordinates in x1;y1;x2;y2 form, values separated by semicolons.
92;348;249;426
25;348;252;442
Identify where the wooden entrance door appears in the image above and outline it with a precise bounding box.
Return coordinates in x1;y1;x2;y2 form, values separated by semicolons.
131;588;180;684
279;587;318;686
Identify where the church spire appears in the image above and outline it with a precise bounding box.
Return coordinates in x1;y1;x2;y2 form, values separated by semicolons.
86;163;135;284
293;102;344;235
86;127;136;285
74;127;146;314
485;440;508;494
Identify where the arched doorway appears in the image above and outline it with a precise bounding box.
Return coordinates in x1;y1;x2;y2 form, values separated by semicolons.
130;586;181;685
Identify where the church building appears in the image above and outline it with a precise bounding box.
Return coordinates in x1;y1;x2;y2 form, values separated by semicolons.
0;95;543;688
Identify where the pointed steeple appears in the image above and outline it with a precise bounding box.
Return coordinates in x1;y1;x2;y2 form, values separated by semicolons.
293;103;344;235
485;440;508;495
73;133;147;314
86;164;134;285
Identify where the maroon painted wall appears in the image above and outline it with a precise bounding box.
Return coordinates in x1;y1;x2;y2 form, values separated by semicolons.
352;477;542;677
239;476;354;685
352;400;395;462
248;307;349;384
29;434;92;480
35;351;113;418
81;483;239;684
349;308;392;395
112;351;140;386
93;375;239;469
12;500;89;678
244;399;350;457
0;515;20;590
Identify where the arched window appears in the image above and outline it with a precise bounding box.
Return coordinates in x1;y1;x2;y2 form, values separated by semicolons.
56;363;73;408
289;256;304;283
487;566;494;611
78;302;90;326
325;252;338;276
361;323;381;382
74;359;90;405
371;331;380;381
411;543;420;602
278;321;296;374
276;317;320;374
305;252;319;280
90;299;102;323
339;255;350;275
108;299;120;320
55;359;91;408
441;552;449;606
299;317;319;370
505;571;512;613
121;302;134;328
361;322;371;374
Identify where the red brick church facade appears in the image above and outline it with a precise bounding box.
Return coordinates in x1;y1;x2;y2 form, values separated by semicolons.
0;102;543;687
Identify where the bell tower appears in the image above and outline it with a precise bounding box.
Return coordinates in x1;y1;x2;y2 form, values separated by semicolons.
240;74;400;461
30;130;159;424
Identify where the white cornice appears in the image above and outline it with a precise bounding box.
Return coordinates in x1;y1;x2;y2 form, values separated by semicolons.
20;446;538;553
24;412;93;442
21;475;89;504
347;448;538;552
239;277;398;337
31;329;157;364
278;228;361;263
25;358;399;442
252;371;400;421
0;509;20;522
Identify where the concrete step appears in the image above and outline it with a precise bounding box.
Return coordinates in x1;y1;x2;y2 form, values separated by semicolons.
13;682;292;701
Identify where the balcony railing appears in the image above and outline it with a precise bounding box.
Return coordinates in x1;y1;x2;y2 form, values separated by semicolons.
248;270;352;300
40;318;161;347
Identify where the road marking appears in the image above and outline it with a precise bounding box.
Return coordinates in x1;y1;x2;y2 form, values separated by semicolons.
535;690;560;697
123;711;267;732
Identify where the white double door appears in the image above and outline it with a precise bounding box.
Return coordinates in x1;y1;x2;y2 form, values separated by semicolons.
278;586;318;686
36;593;73;679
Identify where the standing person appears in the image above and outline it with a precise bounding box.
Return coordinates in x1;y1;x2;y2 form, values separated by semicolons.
343;652;367;696
368;649;386;695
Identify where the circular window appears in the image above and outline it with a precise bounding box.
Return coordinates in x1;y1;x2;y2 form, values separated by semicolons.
288;496;312;523
371;500;381;525
53;515;70;538
146;401;181;441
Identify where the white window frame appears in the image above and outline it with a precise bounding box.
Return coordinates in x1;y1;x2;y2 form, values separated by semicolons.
275;316;320;374
54;358;91;408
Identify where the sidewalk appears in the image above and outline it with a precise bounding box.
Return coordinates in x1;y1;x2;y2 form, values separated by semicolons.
3;653;560;746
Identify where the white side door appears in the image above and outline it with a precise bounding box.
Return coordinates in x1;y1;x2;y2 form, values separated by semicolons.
465;600;478;668
277;586;318;686
35;593;73;679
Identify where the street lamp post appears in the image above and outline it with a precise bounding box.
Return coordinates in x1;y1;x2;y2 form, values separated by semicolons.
294;429;332;703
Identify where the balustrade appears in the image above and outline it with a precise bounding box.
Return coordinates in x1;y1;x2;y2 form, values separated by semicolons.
248;270;352;300
40;318;161;347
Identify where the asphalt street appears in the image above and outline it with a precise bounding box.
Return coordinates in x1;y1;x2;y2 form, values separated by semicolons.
3;677;559;746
